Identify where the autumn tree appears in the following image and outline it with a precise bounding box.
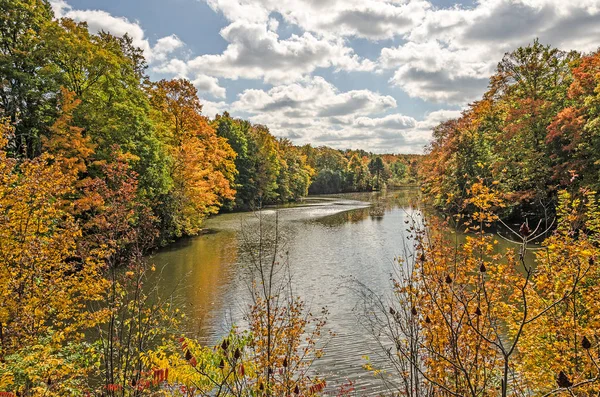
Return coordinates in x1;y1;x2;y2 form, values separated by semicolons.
0;121;108;395
421;40;580;218
149;79;236;238
241;213;328;397
0;0;60;158
366;182;600;396
348;154;371;191
248;125;281;205
546;49;600;192
213;113;258;210
45;19;171;200
276;138;314;202
516;190;600;394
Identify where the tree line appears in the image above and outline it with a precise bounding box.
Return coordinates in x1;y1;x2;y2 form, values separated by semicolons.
1;0;418;246
305;147;419;194
421;39;600;221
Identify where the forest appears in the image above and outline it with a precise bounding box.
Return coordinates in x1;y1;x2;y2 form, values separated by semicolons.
0;1;418;242
420;39;600;221
2;0;600;396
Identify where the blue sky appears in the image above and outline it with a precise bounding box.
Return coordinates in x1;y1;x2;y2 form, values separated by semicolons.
51;0;600;153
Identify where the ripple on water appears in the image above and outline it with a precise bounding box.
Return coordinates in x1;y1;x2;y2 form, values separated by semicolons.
150;190;422;394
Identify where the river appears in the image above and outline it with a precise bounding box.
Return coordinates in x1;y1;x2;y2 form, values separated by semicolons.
148;188;531;394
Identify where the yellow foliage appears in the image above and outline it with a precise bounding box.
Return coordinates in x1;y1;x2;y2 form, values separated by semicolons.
387;186;600;396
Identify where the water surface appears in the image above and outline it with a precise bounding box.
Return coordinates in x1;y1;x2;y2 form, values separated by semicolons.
149;189;530;394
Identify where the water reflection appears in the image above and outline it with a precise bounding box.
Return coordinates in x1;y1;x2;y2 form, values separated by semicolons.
150;230;240;338
317;207;371;226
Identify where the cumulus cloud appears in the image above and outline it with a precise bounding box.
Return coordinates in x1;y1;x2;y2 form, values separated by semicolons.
319;1;431;40
338;109;464;154
206;0;430;40
379;0;600;104
355;114;417;130
155;21;374;84
268;17;280;32
152;35;185;63
417;109;463;130
233;76;396;117
380;41;493;103
192;75;227;99
200;98;230;119
201;0;600;108
229;77;426;152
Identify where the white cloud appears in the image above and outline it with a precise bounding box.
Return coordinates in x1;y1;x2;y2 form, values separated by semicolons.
202;0;600;108
206;0;270;24
49;0;70;16
348;109;464;154
230;77;428;153
200;98;229;119
156;21;374;85
205;0;430;40
268;17;280;32
355;114;417;130
152;35;185;62
316;0;431;40
378;0;600;104
192;75;227;99
417;109;463;130
202;0;599;46
233;76;396;117
380;40;493;104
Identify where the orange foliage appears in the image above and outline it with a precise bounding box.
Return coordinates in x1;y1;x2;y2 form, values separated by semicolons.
149;79;237;236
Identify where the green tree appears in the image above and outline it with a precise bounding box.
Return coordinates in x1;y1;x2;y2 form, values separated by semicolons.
390;160;407;180
213;113;257;210
250;125;280;205
0;0;60;158
368;156;385;190
276;138;314;202
348;154;370;191
308;169;343;194
491;40;577;208
53;22;171;199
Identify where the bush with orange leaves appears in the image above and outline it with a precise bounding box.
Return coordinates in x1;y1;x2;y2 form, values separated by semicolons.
142;212;329;397
365;181;600;397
